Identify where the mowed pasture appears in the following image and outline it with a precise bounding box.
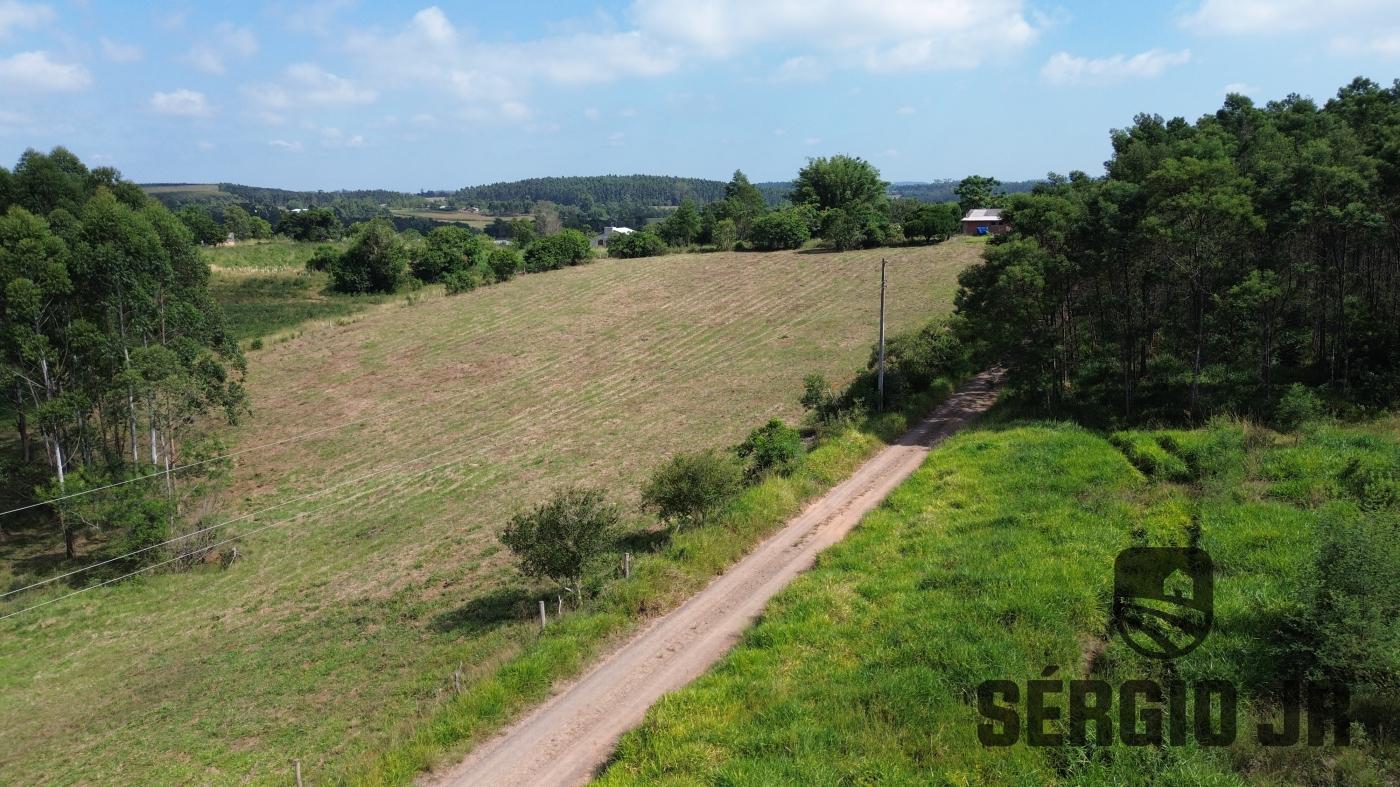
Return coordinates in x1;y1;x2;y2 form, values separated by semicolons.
0;240;978;783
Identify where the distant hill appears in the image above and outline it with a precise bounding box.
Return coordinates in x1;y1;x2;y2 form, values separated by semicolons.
140;175;1045;216
756;179;1041;207
449;175;728;211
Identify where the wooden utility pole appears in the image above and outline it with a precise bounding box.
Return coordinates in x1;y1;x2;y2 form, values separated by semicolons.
877;258;887;412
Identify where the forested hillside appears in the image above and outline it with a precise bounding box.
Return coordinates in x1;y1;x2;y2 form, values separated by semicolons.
449;174;727;213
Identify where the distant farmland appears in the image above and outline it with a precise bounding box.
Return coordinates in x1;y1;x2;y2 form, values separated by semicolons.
388;207;523;227
0;240;982;783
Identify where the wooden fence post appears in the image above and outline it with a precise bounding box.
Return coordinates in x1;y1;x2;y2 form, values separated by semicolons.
294;759;303;787
624;552;631;579
539;599;547;630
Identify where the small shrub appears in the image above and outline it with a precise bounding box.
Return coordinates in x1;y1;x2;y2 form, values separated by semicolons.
1300;504;1400;695
248;337;263;351
641;450;745;530
749;209;811;251
1339;456;1399;511
609;230;667;259
443;262;496;295
800;373;839;422
1275;383;1325;432
523;229;593;272
305;244;339;272
737;419;804;478
486;246;524;281
498;486;620;604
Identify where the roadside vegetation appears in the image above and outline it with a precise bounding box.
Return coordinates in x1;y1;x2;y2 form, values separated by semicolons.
601;416;1400;785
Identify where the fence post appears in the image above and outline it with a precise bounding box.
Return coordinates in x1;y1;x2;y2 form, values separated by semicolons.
539;599;547;630
294;759;303;787
624;552;631;579
557;595;563;617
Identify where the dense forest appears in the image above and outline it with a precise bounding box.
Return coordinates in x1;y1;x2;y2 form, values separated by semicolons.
447;174;728;213
0;149;246;559
955;77;1400;421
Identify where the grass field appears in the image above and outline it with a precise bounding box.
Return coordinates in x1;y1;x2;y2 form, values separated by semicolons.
598;419;1400;785
202;239;397;343
0;240;980;784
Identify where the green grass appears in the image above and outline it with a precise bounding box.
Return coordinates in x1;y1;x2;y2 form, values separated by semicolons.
0;242;979;784
202;239;395;343
598;419;1399;785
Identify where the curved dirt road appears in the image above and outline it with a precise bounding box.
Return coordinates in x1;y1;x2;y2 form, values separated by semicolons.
429;370;1003;787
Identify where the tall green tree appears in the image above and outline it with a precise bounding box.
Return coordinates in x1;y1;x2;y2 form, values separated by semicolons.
954;175;1002;215
330;217;408;294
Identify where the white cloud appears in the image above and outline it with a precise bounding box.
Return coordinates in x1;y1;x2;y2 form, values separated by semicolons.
244;62;377;121
269;139;304;153
1041;48;1191;86
197;140;216;151
186;23;258;75
149;88;212;117
608;130;625;146
1222;81;1261;95
100;37;143;63
632;0;1037;70
1181;1;1400;57
0;0;51;40
1180;0;1399;35
344;3;1037;121
285;62;377;105
773;55;824;82
284;0;353;34
314;126;367;148
582;106;600;120
346;6;679;110
803;136;821;145
0;51;92;93
1331;30;1400;57
896;105;916;115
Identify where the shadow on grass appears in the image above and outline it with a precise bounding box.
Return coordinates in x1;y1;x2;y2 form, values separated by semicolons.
430;587;537;634
615;526;671;554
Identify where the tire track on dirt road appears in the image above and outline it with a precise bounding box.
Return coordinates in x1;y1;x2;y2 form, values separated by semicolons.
427;369;1005;787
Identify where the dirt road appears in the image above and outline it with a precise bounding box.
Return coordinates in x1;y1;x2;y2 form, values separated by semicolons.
429;370;1003;787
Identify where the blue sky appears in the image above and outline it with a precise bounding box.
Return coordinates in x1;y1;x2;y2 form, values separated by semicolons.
1;1;1397;190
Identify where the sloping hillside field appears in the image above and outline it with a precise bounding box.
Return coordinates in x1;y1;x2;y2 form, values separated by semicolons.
0;242;976;783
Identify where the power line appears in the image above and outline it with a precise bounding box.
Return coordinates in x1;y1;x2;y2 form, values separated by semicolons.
0;398;545;599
